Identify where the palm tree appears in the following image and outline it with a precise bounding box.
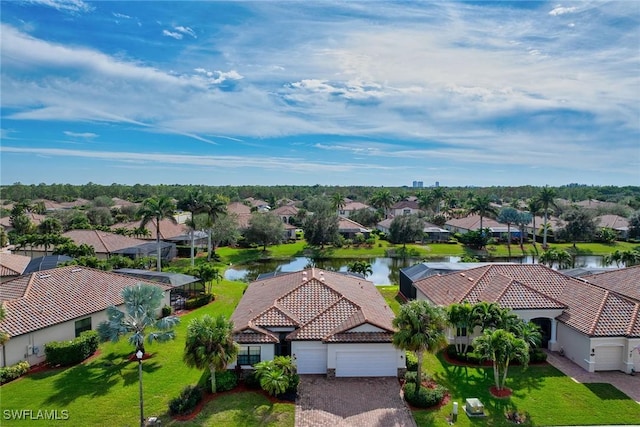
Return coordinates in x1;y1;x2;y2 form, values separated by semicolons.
515;212;532;248
431;187;447;215
527;198;542;246
471;301;503;331
346;260;373;278
473;329;529;391
139;196;177;271
177;190;204;267
513;320;542;350
620;249;640;267
447;302;474;354
183;314;238;394
369;189;395;219
417;191;434;213
497;207;521;260
603;250;623;267
537;186;557;249
392;300;448;388
97;283;180;355
467;195;498;232
331;193;346;214
200;194;228;261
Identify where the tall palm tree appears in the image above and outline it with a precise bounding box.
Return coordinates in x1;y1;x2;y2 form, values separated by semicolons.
346;260;373;278
537;186;557;249
200;194;227;261
139;195;177;271
526;197;542;246
331;193;346;214
417;191;434;214
471;301;503;331
97;283;180;355
473;329;529;391
431;187;447;215
467;195;498;232
177;190;203;267
392;300;448;388
183;314;238;394
369;189;395;219
497;207;521;260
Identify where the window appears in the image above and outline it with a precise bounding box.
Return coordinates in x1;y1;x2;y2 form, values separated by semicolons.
456;327;467;337
403;209;411;215
237;346;261;365
74;317;92;337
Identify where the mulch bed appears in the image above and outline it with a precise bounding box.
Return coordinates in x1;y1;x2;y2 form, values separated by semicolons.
403;379;451;411
489;386;513;398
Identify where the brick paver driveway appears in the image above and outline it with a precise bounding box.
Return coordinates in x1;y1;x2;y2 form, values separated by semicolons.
295;376;417;427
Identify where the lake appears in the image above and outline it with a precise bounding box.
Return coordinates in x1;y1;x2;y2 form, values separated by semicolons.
224;255;614;285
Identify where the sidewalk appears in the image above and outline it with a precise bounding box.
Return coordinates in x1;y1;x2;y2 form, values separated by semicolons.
545;350;640;404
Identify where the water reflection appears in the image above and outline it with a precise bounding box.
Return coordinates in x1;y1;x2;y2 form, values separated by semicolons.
224;254;612;285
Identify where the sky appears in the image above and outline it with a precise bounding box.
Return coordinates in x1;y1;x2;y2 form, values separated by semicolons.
1;1;639;188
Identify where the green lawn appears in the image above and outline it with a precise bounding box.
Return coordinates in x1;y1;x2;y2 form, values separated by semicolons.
0;279;295;427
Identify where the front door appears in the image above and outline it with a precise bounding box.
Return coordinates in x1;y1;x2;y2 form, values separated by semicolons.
276;333;291;357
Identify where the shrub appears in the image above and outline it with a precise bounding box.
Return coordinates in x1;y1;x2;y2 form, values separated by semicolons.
45;330;99;367
530;348;548;363
185;294;214;310
404;371;417;384
161;305;172;318
203;370;238;393
0;361;30;384
243;369;261;389
168;385;203;416
403;382;448;408
405;352;418;371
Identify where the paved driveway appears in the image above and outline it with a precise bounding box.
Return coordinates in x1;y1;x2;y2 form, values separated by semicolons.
295;376;417;427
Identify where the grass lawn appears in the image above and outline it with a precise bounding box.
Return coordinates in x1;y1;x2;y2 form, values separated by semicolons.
0;279;295;427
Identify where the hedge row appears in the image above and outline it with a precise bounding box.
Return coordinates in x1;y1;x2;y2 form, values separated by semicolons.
404;382;448;408
0;361;30;384
44;330;99;367
185;294;214;310
168;385;203;416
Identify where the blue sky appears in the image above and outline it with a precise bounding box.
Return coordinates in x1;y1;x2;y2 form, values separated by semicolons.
1;1;638;187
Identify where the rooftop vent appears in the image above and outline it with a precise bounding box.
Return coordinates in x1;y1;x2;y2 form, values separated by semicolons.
38;274;51;279
468;277;473;281
460;273;466;277
71;268;82;273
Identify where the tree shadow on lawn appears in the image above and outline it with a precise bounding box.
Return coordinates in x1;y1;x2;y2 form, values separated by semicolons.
583;383;632;400
44;352;161;406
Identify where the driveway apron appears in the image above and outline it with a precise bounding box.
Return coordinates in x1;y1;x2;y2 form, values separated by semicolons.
295;375;417;427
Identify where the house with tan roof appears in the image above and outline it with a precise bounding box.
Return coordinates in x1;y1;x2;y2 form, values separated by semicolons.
339;200;374;218
230;268;404;377
337;217;371;239
271;205;299;225
0;266;171;367
227;202;252;229
595;215;629;239
0;253;31;283
389;200;423;217
111;218;189;241
408;263;640;374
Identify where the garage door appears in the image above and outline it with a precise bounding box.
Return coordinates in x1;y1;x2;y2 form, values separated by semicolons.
296;348;327;374
594;346;623;371
336;351;397;377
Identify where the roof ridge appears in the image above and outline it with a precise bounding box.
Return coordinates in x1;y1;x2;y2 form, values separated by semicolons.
510;278;568;308
589;289;610;335
459;265;492;301
627;304;640;336
94;229;110;253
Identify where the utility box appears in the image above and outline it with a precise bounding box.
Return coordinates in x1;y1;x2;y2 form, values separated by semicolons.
465;398;485;416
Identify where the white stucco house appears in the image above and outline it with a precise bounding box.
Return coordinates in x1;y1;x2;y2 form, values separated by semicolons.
410;263;640;374
230;268;404;377
0;266;171;367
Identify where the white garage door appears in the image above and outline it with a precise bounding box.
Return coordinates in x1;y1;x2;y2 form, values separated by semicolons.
296;348;327;374
336;351;397;377
594;346;623;371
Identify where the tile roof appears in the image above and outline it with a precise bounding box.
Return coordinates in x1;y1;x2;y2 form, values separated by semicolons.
342;201;371;211
582;265;640;301
0;253;31;277
111;219;188;240
271;205;299;216
62;229;150;254
231;268;396;344
595;215;629;230
413;263;639;338
0;266;171;337
337;217;371;233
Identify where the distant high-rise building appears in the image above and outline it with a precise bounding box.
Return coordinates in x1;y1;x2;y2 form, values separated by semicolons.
412;181;423;188
435;181;440;187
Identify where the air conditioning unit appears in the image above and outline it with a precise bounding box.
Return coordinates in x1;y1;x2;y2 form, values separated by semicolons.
26;345;33;355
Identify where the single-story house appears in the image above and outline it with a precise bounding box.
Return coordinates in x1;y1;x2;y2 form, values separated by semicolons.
111;218;189;241
0;213;46;235
595;215;629;239
409;263;640;373
337;217;371;240
0;253;31;283
230;268;404;377
376;218;449;242
0;266;171;367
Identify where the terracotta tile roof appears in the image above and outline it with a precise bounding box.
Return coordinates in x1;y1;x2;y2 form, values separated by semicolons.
445;215;503;231
231;268;395;344
326;332;395;343
62;230;150;254
0;266;170;337
414;263;639;337
337;217;371;233
595;215;629;230
0;253;31;277
111;219;188;240
583;265;640;301
391;200;421;210
271;205;299;216
343;201;371;211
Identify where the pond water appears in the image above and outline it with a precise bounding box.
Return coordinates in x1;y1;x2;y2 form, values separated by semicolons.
224;255;614;285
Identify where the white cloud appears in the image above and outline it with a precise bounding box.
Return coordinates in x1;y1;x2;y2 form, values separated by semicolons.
162;30;183;40
63;131;97;138
174;26;196;38
549;6;577;16
112;12;131;20
22;0;92;13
